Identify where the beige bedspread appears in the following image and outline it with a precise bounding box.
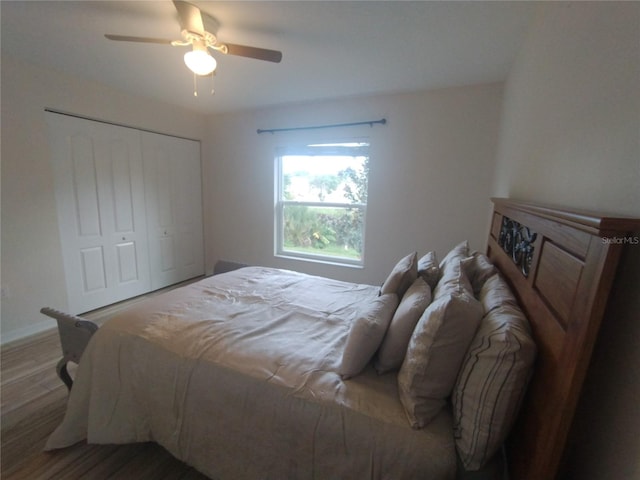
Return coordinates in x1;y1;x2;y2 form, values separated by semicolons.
46;267;456;479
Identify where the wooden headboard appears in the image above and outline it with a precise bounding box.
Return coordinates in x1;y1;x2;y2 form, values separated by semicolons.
486;198;640;480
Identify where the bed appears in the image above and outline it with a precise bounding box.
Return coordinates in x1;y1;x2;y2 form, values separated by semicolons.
43;198;640;480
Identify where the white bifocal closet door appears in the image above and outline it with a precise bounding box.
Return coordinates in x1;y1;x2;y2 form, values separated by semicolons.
47;113;151;313
142;131;204;290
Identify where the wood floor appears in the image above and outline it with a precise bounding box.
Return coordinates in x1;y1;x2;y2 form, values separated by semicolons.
1;284;211;479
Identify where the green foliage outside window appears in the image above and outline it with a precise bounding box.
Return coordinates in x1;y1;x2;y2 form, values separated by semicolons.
281;154;368;261
279;144;369;262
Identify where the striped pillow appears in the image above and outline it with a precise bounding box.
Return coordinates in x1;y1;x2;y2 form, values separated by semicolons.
452;289;536;470
398;289;482;428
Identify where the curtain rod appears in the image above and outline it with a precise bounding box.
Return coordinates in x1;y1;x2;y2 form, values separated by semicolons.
257;118;386;135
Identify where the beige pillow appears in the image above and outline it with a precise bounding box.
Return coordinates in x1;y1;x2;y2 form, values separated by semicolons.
461;252;497;295
380;252;418;299
417;251;439;289
433;257;473;300
339;293;399;379
375;277;432;374
438;240;469;273
479;273;519;314
453;303;536;470
398;290;483;428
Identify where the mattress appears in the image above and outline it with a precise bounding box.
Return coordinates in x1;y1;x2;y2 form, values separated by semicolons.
46;266;456;479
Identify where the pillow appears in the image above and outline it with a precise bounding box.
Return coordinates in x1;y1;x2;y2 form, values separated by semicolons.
380;252;418;298
453;303;536;470
438;240;469;273
397;290;483;428
479;273;519;314
433;257;474;300
461;252;497;295
339;293;399;379
374;277;432;374
417;251;439;289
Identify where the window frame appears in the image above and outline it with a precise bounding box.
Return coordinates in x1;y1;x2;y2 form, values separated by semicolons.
274;140;369;267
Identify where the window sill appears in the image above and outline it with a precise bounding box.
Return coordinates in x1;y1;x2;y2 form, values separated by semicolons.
275;253;364;269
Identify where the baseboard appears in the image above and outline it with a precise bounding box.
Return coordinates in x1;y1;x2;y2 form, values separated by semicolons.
1;321;56;347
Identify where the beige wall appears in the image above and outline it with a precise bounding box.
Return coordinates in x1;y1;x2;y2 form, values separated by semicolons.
0;54;207;343
493;3;640;478
205;84;504;286
2;3;638;475
494;3;639;215
1;54;503;342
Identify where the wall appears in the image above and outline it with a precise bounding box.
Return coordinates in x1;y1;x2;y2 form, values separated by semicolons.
205;84;504;286
2;57;503;344
3;3;636;474
493;3;640;478
0;54;207;343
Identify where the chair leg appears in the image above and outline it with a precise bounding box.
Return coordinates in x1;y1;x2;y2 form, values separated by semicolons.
56;358;74;391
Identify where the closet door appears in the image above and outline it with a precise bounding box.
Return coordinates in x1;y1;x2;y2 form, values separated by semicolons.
47;113;151;313
142;132;204;290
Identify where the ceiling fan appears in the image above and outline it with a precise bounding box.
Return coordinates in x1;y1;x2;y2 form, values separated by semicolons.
105;0;282;79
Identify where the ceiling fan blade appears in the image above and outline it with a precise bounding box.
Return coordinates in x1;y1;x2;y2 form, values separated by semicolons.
173;0;205;36
224;43;283;63
105;34;174;45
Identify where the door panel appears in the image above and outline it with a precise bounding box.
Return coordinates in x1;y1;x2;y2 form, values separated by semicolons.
110;140;135;233
47;113;151;313
116;241;139;283
80;246;107;292
48;112;203;312
71;134;102;237
156;151;173;229
179;231;196;267
105;134;148;292
142;132;203;290
159;236;175;272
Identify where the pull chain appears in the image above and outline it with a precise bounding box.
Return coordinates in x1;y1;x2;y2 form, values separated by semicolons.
192;72;216;97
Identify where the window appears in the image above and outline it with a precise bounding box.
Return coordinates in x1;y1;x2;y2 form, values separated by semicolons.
275;141;369;266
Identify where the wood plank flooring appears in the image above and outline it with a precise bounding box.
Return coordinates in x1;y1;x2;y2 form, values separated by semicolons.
1;282;211;479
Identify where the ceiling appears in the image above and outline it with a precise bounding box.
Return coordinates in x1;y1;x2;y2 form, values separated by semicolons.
1;1;539;115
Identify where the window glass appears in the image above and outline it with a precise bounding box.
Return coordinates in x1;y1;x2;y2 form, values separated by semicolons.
276;141;369;265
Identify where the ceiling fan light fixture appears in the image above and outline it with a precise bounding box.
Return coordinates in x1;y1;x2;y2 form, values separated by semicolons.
184;41;217;76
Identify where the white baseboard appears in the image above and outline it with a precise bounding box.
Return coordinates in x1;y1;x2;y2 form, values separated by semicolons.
1;320;56;346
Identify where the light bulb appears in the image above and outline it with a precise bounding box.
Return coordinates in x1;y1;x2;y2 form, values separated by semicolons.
184;43;217;76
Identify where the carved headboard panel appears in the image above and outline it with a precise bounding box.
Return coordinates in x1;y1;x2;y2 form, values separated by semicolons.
487;198;639;480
